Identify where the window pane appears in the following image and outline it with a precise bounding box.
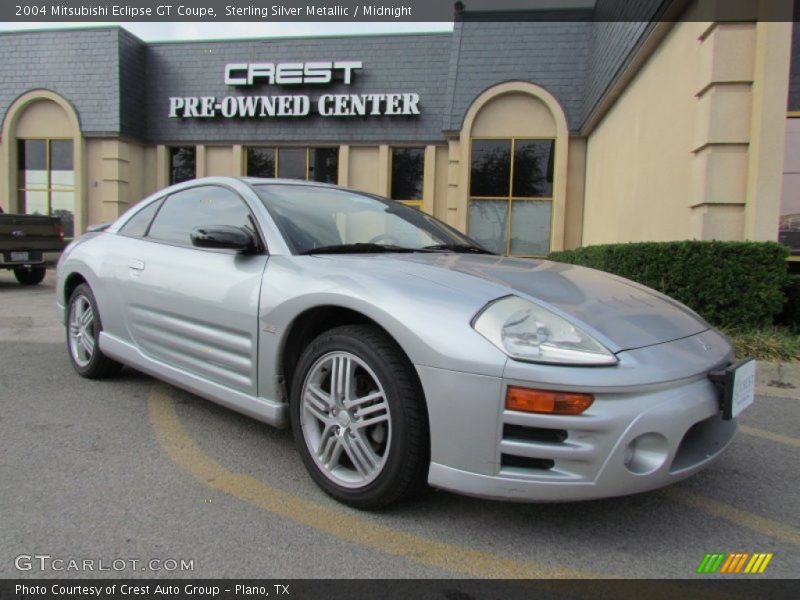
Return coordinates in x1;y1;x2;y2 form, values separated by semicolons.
148;186;252;246
169;147;196;185
780;174;800;255
277;148;306;180
309;147;338;184
469;199;508;255
51;191;75;238
391;147;424;200
50;140;74;171
51;169;75;190
470;140;511;197
51;139;75;191
780;119;800;256
509;200;551;256
19;190;48;215
18;140;48;189
513;140;554;197
119;199;163;239
246;147;276;178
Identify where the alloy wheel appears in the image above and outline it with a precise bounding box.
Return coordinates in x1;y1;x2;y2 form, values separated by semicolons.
68;294;96;368
300;351;392;488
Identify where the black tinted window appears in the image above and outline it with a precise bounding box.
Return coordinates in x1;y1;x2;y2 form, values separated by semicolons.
119;199;163;238
391;147;424;200
309;148;338;184
247;147;276;177
513;140;554;197
169;147;196;184
148;186;253;246
470;139;511;197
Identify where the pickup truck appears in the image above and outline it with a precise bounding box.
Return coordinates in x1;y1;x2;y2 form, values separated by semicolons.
0;207;65;285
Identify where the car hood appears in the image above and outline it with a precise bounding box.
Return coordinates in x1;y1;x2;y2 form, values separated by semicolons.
330;253;708;353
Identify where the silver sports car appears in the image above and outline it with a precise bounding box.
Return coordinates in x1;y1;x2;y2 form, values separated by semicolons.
56;177;755;508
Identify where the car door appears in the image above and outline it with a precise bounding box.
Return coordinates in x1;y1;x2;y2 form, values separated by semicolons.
120;184;268;396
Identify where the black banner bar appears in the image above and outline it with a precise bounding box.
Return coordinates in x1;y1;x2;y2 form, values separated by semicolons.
2;579;800;600
0;0;797;23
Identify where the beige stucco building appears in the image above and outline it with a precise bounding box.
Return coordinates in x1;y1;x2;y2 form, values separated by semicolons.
1;0;799;258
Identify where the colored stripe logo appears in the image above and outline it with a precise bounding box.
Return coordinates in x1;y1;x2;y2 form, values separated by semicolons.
697;552;773;574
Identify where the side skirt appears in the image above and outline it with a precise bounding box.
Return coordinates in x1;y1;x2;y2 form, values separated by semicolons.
100;332;288;428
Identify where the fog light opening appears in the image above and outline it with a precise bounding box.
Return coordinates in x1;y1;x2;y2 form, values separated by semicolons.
623;433;669;475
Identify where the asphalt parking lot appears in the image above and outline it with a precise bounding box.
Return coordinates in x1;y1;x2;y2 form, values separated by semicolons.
1;269;798;581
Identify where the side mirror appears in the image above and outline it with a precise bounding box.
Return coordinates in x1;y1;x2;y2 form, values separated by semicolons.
190;225;256;252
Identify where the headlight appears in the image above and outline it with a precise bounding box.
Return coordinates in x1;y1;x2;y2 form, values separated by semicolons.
472;296;617;366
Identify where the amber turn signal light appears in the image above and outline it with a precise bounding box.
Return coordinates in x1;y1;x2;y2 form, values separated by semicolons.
505;386;594;415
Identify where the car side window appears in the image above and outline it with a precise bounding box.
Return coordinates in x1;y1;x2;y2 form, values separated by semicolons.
118;198;163;238
147;186;255;247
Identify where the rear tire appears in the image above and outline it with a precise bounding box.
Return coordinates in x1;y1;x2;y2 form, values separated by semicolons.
66;283;123;379
14;266;46;286
290;324;429;509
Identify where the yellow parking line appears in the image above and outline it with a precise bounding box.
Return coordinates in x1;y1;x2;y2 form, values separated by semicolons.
740;425;800;449
666;488;800;545
146;383;597;580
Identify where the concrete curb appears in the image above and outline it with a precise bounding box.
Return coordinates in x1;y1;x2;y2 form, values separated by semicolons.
756;360;800;399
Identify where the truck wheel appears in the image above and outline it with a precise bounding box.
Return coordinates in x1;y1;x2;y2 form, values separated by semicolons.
14;266;46;286
67;283;123;379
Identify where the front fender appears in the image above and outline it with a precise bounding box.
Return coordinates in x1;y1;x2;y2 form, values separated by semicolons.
257;256;508;403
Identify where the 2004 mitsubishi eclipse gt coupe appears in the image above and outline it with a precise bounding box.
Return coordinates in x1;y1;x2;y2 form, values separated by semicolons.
56;177;756;508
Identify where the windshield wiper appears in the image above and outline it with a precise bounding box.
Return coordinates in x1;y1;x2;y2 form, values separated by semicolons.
421;243;494;254
300;243;419;255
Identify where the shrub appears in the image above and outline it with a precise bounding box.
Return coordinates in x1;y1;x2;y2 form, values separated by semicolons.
777;276;800;329
548;241;789;329
722;326;800;362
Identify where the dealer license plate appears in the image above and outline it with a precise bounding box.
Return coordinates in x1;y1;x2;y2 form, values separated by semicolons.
730;359;756;418
712;358;756;420
10;251;29;262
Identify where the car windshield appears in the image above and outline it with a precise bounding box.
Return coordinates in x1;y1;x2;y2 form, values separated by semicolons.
253;184;491;255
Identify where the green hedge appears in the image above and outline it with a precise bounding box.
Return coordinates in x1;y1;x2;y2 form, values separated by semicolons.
548;241;789;329
777;276;800;328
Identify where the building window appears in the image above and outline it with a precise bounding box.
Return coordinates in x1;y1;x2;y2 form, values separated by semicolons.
246;147;338;184
468;138;555;256
17;139;75;237
391;147;424;208
169;146;196;184
780;115;800;257
246;147;276;178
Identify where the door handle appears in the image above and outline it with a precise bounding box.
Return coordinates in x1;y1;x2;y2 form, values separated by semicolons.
128;259;145;271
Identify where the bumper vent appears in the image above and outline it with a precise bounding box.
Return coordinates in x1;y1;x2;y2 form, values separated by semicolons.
503;424;567;444
501;454;554;471
670;413;737;473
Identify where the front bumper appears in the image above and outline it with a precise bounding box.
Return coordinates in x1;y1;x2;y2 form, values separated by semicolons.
419;330;737;502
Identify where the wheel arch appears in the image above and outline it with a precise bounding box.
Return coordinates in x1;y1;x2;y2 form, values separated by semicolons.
280;305;415;396
278;304;431;440
63;271;88;306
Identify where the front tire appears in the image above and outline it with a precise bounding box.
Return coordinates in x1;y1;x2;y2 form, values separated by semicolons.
66;283;122;379
14;266;46;286
290;325;429;509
